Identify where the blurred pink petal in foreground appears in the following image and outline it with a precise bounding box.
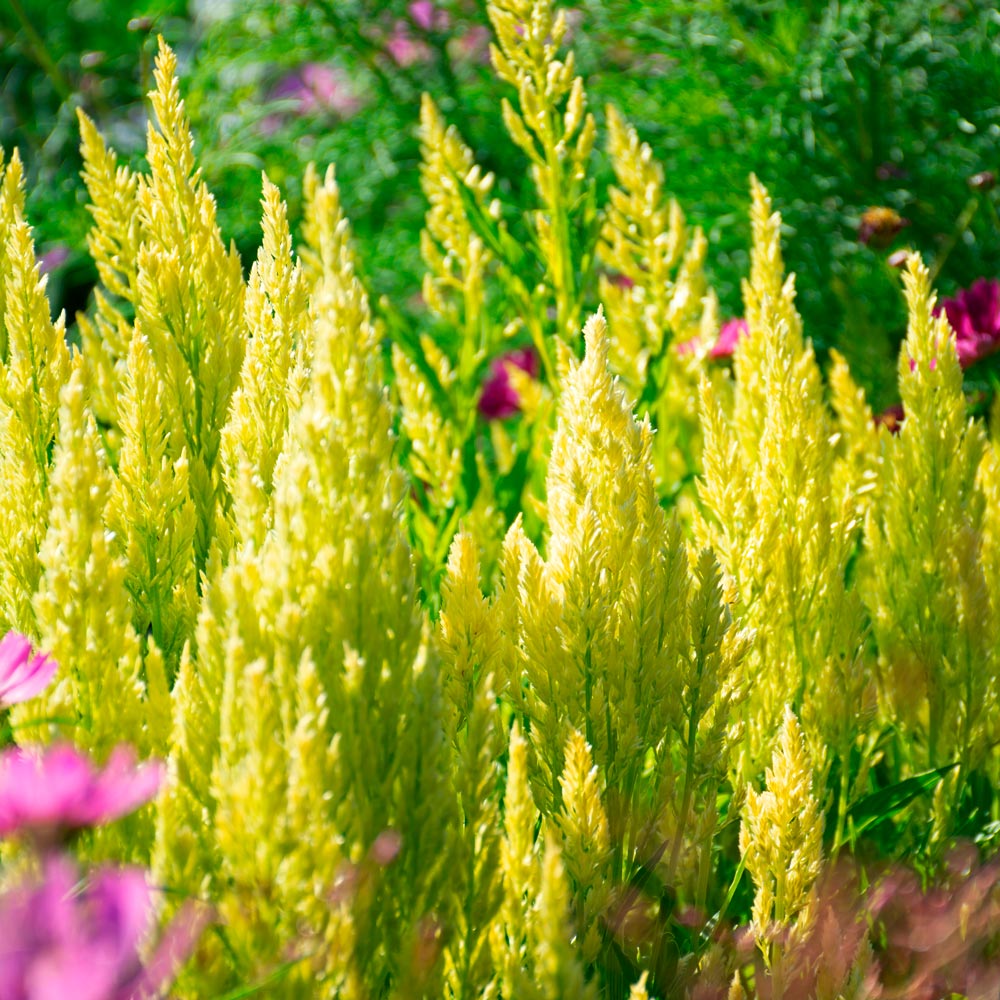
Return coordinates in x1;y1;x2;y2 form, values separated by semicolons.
0;857;210;1000
0;632;56;708
0;744;163;842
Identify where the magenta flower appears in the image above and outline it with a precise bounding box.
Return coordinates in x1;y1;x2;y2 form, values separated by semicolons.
675;318;748;359
712;318;748;359
0;858;209;1000
478;348;539;420
0;858;152;1000
0;744;163;843
0;632;57;709
933;278;1000;368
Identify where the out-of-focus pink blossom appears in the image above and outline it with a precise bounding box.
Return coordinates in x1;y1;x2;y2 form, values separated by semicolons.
0;632;56;709
478;348;538;420
712;318;748;359
676;318;747;359
450;24;490;63
409;1;449;32
0;744;163;843
36;247;70;276
268;63;363;119
0;858;209;1000
0;858;152;1000
386;21;432;67
933;278;1000;368
606;272;635;289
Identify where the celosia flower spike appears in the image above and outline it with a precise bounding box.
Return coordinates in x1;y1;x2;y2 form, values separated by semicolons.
0;744;163;842
0;632;56;708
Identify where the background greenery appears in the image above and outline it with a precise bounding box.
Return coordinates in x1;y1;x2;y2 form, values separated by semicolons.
2;0;999;409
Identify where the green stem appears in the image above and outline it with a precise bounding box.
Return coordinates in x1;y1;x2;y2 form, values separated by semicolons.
929;195;980;285
7;0;73;102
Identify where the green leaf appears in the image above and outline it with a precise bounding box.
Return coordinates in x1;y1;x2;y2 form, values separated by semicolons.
840;763;957;847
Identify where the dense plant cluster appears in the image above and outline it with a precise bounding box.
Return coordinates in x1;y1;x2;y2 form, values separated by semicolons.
2;2;1000;997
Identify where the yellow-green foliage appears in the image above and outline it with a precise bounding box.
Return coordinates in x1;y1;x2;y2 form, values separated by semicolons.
447;311;750;990
489;0;595;347
740;710;823;969
698;178;871;805
6;6;1000;999
863;256;999;802
0;189;70;634
599;105;714;502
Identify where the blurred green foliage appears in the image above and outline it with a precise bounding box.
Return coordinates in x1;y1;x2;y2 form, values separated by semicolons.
3;0;1000;408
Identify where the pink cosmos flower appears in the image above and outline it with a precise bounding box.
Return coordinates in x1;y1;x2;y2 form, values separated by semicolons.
0;632;57;709
0;858;209;1000
0;744;164;843
933;278;1000;368
478;348;539;420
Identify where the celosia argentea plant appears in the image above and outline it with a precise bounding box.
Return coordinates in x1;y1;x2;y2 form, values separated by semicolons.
3;1;1000;996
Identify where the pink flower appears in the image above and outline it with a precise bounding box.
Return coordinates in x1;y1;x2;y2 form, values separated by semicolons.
0;632;57;709
268;63;363;119
0;858;209;1000
0;744;163;843
711;318;748;359
385;21;432;67
450;24;490;63
478;348;539;420
0;858;153;1000
675;318;748;359
606;272;635;289
37;247;70;276
933;278;1000;368
409;1;449;32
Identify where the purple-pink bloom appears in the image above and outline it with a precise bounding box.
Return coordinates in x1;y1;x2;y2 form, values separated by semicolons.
409;1;448;32
268;63;363;119
478;348;539;420
385;21;433;67
0;632;57;709
0;744;164;842
933;278;1000;368
37;247;70;276
450;25;491;63
0;858;153;1000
